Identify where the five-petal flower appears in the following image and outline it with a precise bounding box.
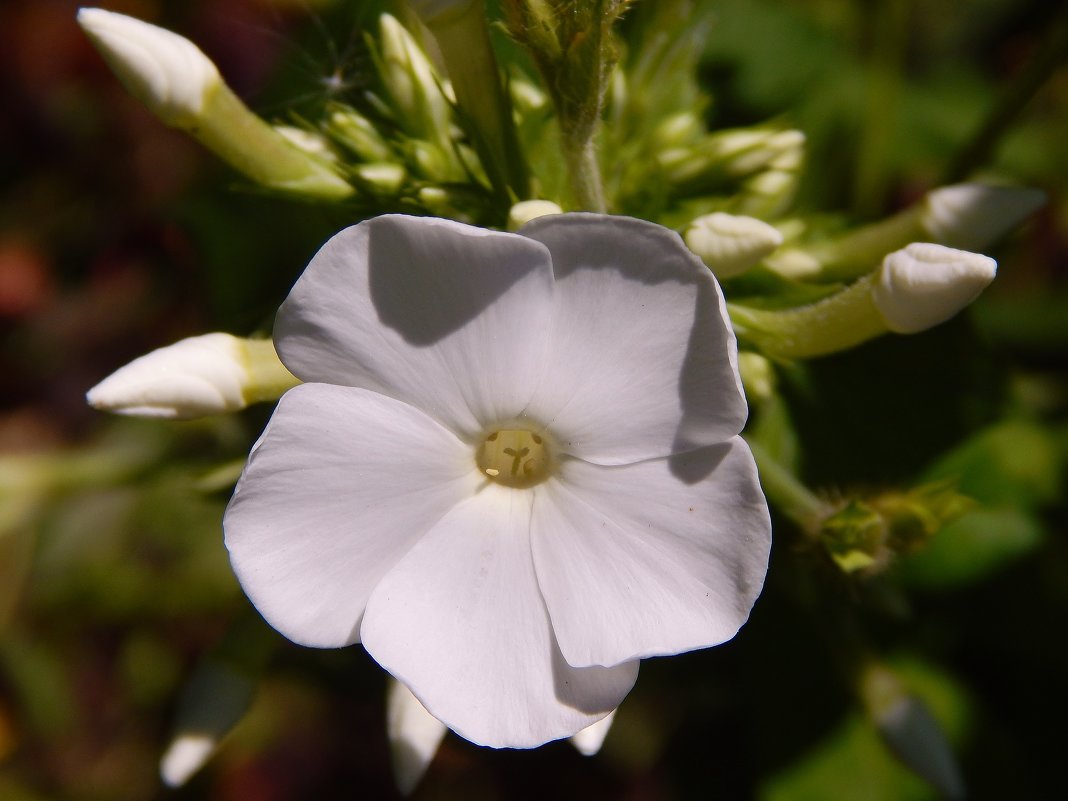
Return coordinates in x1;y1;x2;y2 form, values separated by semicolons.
223;213;772;748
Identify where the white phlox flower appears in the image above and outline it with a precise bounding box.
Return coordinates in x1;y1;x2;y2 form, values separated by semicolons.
224;214;772;748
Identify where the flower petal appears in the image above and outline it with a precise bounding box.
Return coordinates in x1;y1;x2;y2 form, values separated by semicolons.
275;215;554;438
519;214;747;464
531;438;771;668
361;484;637;748
223;383;479;648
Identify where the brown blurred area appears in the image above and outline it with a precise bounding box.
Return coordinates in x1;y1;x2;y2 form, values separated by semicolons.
0;0;308;450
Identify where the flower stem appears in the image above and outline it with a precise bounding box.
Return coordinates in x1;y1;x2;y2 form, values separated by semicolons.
199;84;354;200
947;4;1068;182
728;276;889;359
562;132;607;213
746;439;831;527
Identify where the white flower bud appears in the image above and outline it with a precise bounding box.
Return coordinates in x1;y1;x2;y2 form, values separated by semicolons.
387;680;447;796
378;14;452;140
354;163;408;194
684;213;783;278
921;183;1045;251
87;334;297;419
160;734;215;788
508;199;563;231
872;243;997;334
570;711;616;757
737;351;776;401
77;8;220;126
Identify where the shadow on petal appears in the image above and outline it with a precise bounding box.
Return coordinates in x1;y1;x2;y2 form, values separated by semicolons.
368;217;547;346
667;440;733;485
549;617;639;714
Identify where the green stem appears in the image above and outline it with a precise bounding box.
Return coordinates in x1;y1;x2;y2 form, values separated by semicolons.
196;84;354;200
746;439;831;526
562;132;607;212
853;0;908;216
728;276;890;359
797;206;924;281
947;5;1068;182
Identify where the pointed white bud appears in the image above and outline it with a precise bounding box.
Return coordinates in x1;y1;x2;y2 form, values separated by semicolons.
159;660;255;787
872;243;997;334
87;334;297;420
569;710;616;756
76;8;220;126
378;14;452;141
684;213;784;278
509;199;563;231
160;734;216;788
921;183;1045;251
387;680;448;796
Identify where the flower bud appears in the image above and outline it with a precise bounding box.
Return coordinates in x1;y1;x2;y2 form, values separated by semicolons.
378;14;452;141
273;125;337;162
872;243;997;334
387;680;448;796
325;107;394;163
160;661;254;787
87;334;298;420
737;351;776;402
353;163;408;194
570;711;616;757
77;7;220;126
78;8;354;199
508;199;562;230
684;213;783;278
921;183;1046;251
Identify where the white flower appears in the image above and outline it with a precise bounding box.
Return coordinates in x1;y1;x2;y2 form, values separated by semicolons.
223;214;771;748
76;8;220;126
872;242;997;334
87;334;297;419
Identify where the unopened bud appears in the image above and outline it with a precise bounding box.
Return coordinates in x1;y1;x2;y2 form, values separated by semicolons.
921;183;1045;251
387;680;447;796
326;108;394;163
570;711;616;757
77;7;220;126
509;199;562;230
78;8;353;199
684;213;783;278
873;243;997;334
378;14;451;141
87;334;298;420
353;163;408;194
273;125;337;162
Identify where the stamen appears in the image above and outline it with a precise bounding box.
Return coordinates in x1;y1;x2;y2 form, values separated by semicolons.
476;428;553;488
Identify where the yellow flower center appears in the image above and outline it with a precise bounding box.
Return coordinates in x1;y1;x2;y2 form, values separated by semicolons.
476;428;553;488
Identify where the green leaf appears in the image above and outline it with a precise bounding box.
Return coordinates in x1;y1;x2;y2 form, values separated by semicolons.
896;507;1044;589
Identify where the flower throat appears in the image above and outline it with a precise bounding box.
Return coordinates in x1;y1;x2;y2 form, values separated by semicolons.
476;428;552;488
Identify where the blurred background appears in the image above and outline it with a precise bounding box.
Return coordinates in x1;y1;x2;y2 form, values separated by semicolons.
1;0;1066;799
